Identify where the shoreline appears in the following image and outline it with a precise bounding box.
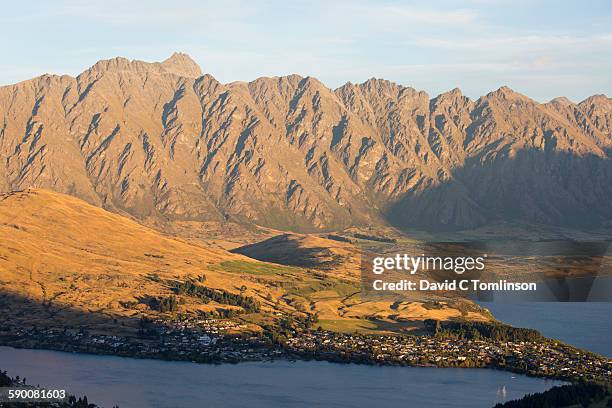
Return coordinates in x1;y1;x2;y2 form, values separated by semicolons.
1;326;610;385
0;345;571;408
0;344;569;386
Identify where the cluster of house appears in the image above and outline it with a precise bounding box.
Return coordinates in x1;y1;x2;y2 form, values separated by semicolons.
157;318;247;335
0;321;278;363
284;331;612;382
2;320;610;383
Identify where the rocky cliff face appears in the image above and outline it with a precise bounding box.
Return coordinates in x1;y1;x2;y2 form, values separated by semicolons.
0;53;610;231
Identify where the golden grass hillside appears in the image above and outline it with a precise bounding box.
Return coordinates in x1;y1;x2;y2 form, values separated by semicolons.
231;233;361;279
0;189;491;336
0;189;293;331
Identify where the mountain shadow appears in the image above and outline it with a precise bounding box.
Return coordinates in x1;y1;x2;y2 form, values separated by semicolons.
0;290;140;336
386;148;612;234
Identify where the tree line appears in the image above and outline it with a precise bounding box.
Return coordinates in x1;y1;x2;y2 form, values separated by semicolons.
0;369;113;408
425;319;544;342
493;383;610;408
173;280;261;313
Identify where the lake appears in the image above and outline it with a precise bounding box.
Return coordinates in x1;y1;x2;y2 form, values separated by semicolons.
482;302;612;357
0;347;562;408
3;301;608;408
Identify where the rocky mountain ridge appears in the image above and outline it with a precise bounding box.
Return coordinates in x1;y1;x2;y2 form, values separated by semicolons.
0;53;610;232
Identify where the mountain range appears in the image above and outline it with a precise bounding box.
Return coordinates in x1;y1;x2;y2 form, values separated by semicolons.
1;53;610;233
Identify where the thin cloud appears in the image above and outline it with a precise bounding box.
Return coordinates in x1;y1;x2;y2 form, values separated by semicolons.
414;34;612;51
1;0;611;102
365;4;477;25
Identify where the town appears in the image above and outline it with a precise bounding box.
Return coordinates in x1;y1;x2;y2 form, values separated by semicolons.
1;317;610;385
284;330;611;384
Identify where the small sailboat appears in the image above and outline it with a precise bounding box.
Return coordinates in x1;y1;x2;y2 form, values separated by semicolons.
497;385;508;399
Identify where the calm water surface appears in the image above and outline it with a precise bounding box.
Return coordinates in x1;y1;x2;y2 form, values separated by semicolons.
4;302;607;408
0;347;562;408
482;302;612;357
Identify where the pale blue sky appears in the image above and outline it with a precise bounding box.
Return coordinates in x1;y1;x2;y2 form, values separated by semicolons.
2;0;611;102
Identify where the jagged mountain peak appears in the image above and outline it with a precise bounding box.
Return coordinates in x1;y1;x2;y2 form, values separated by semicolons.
246;74;304;91
298;76;325;88
579;94;611;106
84;52;202;78
549;96;575;106
160;52;203;78
86;56;145;75
0;56;610;233
433;87;467;102
359;77;407;94
485;85;532;103
448;87;463;96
